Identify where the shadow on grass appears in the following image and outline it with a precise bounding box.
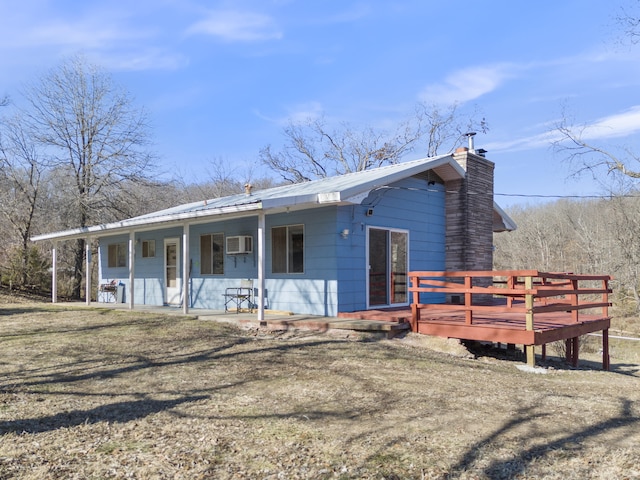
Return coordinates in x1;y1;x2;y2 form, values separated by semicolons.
0;395;208;434
1;335;343;392
447;399;638;479
0;317;164;339
461;340;640;376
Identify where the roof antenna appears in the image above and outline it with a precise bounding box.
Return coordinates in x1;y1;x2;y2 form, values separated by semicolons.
465;132;476;153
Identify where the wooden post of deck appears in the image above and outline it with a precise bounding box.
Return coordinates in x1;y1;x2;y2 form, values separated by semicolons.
410;274;419;333
464;275;473;325
524;274;535;367
571;278;579;323
571;337;579;367
565;339;572;363
602;328;610;371
506;274;515;308
602;278;611;371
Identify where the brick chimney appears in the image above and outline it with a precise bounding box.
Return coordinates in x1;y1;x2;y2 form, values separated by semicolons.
445;146;495;273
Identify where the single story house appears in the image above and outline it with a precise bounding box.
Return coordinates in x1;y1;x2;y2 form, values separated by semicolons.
31;147;515;321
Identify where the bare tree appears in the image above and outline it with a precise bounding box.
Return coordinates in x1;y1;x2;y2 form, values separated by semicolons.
494;196;640;312
261;103;487;183
173;157;280;203
616;0;640;45
21;54;156;299
0;114;46;286
554;115;640;185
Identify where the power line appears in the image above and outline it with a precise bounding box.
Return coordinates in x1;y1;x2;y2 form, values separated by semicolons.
495;193;622;199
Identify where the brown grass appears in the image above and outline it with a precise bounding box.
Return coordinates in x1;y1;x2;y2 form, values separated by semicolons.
0;301;639;479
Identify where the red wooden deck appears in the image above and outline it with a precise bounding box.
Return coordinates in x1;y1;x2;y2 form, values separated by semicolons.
413;299;610;346
340;270;612;370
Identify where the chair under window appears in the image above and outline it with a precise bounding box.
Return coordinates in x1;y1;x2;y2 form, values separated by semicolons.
223;279;253;313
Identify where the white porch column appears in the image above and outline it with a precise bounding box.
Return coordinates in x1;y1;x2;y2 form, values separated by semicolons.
257;211;266;324
128;231;135;310
51;242;58;304
183;222;190;314
85;238;91;306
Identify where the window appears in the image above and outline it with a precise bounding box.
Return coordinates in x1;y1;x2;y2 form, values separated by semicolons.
142;240;156;258
107;243;127;268
272;225;304;273
200;233;224;275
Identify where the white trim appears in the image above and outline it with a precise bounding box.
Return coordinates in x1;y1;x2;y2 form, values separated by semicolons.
164;237;181;306
85;239;91;306
30;203;263;243
257;212;266;323
366;226;410;309
182;223;190;314
128;232;135;310
51;242;58;303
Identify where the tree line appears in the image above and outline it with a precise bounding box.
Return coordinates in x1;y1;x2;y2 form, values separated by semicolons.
494;195;640;313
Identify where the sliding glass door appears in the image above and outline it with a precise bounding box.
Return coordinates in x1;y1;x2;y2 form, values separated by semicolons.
367;228;408;307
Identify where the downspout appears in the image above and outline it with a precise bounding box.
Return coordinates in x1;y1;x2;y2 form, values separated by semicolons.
257;211;266;325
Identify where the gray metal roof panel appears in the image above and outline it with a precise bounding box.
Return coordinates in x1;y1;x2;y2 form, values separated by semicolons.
31;154;464;242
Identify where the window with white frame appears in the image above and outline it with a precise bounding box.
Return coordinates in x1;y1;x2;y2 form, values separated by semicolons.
142;240;156;258
200;233;224;275
272;225;304;273
107;243;127;268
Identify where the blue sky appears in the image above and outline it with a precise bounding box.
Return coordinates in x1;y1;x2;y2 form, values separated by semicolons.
2;0;640;207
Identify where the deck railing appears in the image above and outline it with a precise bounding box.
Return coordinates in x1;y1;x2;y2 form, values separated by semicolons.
408;270;612;332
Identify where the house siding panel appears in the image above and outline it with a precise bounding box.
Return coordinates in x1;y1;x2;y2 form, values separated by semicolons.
94;169;455;315
265;209;338;315
336;174;446;312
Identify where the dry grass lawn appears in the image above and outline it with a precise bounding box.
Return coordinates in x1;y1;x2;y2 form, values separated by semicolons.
0;299;639;479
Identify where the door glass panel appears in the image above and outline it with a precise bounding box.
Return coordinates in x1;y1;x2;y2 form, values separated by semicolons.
369;229;388;306
166;243;177;288
390;231;408;303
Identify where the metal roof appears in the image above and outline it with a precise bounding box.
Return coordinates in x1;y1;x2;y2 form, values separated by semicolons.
31;154;513;242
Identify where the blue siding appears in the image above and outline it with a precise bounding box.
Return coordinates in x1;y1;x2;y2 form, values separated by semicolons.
189;218;259;310
336;175;446;312
98;227;183;305
265;208;338;315
96;174;446;314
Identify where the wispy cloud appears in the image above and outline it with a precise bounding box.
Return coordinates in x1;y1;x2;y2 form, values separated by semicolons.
285;101;324;124
186;10;283;42
420;63;519;105
0;18;148;50
0;4;184;73
485;106;640;153
255;101;324;125
97;49;190;72
582;105;640;140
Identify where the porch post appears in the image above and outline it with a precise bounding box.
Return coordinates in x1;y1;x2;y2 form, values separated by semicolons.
85;238;91;306
128;231;135;310
51;242;58;304
257;211;266;325
183;222;190;315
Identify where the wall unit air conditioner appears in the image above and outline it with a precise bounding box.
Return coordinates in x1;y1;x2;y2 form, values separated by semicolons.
226;235;253;254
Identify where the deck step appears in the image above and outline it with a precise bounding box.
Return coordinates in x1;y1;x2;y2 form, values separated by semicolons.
327;319;411;332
